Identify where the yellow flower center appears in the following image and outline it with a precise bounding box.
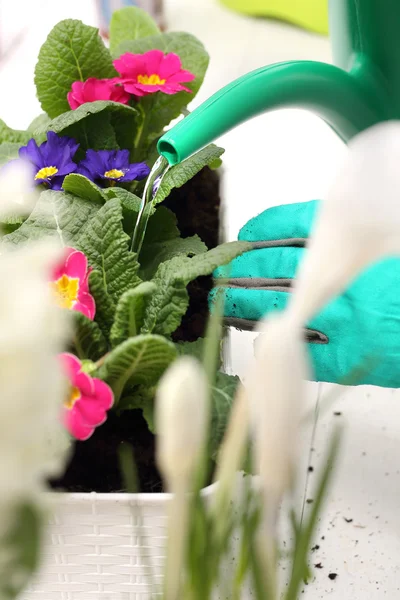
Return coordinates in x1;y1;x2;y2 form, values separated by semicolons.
50;275;79;310
64;385;81;410
104;169;125;179
137;74;166;86
35;166;58;180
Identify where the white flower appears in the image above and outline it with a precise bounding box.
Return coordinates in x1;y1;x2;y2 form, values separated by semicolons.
155;356;209;488
289;121;400;323
0;241;70;504
155;356;209;600
0;160;38;220
251;316;306;504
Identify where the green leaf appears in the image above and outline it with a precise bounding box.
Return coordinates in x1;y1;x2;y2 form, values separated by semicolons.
49;101;137;151
28;113;51;133
209;372;240;459
109;6;160;53
0;142;21;165
0;502;42;600
119;384;157;431
110;281;157;347
89;269;116;340
2;190;100;247
63;174;107;204
0;214;26;235
103;187;142;235
142;241;251;336
175;338;205;361
103;186;142;212
27;113;51;142
140;206;207;279
141;235;207;280
77;198;141;304
113;32;209;142
35;19;116;118
154;145;224;205
142;205;178;243
0;118;31;145
73;311;108;361
98;334;177;402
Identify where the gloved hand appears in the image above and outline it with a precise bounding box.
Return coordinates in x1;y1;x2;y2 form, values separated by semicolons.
213;200;400;387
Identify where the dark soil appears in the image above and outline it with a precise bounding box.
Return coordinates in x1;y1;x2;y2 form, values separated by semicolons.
51;166;221;493
164;166;221;343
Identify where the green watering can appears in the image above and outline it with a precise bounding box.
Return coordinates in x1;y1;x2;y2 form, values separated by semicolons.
157;0;400;388
219;0;329;36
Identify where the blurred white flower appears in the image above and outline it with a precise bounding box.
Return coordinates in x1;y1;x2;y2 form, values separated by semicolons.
0;160;37;220
156;356;209;600
0;241;70;504
156;356;209;488
251;317;306;504
290;121;400;323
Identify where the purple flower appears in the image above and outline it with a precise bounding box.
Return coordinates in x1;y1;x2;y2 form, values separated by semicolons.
77;149;150;186
18;131;79;190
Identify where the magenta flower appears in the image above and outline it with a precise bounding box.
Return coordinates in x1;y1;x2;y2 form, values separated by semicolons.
61;353;114;441
114;50;195;97
67;77;130;110
50;247;95;320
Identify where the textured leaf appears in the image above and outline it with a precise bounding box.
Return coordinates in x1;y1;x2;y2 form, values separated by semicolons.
103;186;142;212
28;113;51;133
113;32;209;142
0;502;42;600
103;187;142;235
2;190;100;247
0;119;31;145
89;269;116;340
77;198;141;305
154;145;224;205
141;235;207;280
49;101;137;152
109;7;160;53
73;311;108;361
27;113;51;143
0;214;25;235
35;19;116;118
110;281;157;347
209;372;240;459
142;241;251;336
63;174;106;204
0;142;21;165
98;334;177;402
140;205;207;278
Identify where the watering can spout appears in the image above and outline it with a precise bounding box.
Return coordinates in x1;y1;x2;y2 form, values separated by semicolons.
157;59;387;165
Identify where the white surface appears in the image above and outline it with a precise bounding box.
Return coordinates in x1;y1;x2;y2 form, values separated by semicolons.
2;0;400;597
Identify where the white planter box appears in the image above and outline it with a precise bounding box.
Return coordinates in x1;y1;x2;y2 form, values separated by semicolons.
24;491;171;599
22;481;246;600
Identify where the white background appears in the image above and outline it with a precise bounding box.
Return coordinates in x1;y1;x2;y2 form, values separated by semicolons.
1;0;400;596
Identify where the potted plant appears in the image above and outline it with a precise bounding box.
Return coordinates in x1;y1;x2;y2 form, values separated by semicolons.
0;7;252;597
11;120;397;600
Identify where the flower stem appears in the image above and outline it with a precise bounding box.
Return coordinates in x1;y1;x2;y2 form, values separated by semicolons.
133;102;146;157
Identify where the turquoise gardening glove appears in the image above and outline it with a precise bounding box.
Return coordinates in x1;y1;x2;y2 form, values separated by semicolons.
213;200;400;387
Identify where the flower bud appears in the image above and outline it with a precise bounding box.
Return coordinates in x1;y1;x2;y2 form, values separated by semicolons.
155;356;209;489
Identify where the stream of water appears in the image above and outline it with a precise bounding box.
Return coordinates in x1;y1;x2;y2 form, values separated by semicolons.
131;155;170;255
